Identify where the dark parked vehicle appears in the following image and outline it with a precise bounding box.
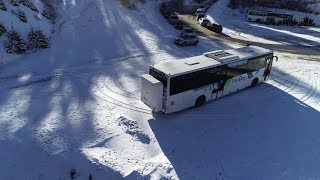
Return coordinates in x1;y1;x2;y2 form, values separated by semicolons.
206;23;223;33
180;27;195;36
174;34;199;46
198;17;211;27
300;17;315;26
168;14;180;25
196;12;205;21
195;8;205;16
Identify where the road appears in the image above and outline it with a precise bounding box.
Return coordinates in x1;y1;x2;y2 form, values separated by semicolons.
178;14;320;56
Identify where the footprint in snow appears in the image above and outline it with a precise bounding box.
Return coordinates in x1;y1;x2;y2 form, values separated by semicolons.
118;116;150;144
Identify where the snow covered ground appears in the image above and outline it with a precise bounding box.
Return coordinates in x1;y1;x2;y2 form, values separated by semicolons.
0;0;320;179
206;0;320;46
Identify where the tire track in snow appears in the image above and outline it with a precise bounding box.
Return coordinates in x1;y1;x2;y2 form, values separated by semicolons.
92;61;320;119
262;69;318;103
92;77;151;114
300;74;318;102
92;76;254;120
105;76;141;101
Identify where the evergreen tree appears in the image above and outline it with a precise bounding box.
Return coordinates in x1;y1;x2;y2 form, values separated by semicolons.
17;10;27;23
0;23;6;37
19;0;39;12
10;0;19;6
4;30;27;54
28;29;49;50
0;0;7;11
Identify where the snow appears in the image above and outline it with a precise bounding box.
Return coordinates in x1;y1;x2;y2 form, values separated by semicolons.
205;0;320;46
0;0;320;179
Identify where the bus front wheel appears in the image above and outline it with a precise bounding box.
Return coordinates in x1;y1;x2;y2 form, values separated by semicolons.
195;96;206;107
250;78;259;87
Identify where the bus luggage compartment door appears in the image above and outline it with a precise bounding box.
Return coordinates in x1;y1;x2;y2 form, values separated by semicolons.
141;74;163;112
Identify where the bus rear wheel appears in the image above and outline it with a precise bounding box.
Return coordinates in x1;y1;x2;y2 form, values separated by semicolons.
195;96;206;107
250;78;259;87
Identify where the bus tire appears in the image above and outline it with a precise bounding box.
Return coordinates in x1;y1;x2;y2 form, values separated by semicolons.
250;78;259;87
195;96;206;107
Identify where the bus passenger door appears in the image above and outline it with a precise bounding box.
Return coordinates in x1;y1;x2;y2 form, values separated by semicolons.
264;56;276;81
211;81;224;100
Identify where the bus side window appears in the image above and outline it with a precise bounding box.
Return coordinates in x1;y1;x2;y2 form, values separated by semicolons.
170;73;199;95
206;66;228;82
234;64;251;74
223;65;249;79
246;57;266;71
170;75;188;95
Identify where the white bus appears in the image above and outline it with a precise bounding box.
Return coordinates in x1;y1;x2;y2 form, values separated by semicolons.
246;10;293;24
246;10;269;23
141;45;277;114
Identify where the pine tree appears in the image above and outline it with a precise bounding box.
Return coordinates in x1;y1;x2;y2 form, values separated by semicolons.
41;0;57;22
19;0;39;12
10;0;19;6
17;10;27;23
5;30;27;54
0;0;7;11
0;23;6;37
28;29;49;50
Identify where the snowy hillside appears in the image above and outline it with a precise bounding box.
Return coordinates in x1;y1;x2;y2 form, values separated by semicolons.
0;0;55;55
0;0;320;179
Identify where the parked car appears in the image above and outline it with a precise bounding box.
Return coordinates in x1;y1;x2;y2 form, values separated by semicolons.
198;17;211;27
174;34;199;46
300;17;315;26
206;23;223;33
196;12;205;21
174;20;184;30
180;27;195;36
195;8;205;16
168;14;179;25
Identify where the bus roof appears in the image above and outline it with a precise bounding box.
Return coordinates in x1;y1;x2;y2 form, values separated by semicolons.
152;46;272;77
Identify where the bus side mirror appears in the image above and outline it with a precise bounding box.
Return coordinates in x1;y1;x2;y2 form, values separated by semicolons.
273;56;278;62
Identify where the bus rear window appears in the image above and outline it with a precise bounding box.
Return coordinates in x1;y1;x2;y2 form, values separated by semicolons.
149;68;167;87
